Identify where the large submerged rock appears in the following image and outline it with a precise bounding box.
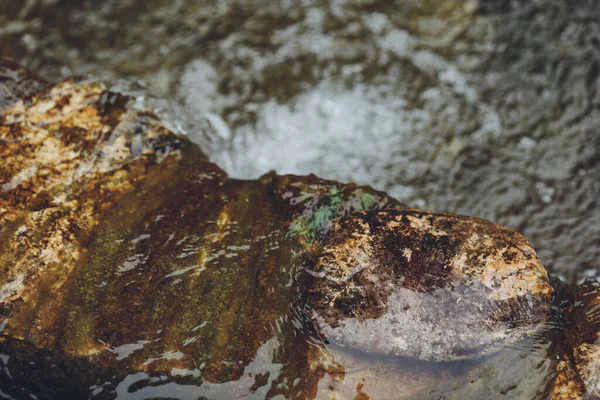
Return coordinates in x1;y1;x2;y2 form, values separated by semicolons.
0;61;597;399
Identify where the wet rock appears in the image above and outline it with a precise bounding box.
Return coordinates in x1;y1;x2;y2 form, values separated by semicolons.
0;59;48;112
308;209;553;362
0;61;595;399
0;61;398;399
552;278;600;399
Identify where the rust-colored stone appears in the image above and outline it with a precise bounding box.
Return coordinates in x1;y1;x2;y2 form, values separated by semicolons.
0;60;594;399
552;278;600;399
307;209;553;361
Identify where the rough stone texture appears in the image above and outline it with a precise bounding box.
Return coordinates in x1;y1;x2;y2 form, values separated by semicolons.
308;209;553;361
0;60;48;111
0;73;196;316
552;278;600;399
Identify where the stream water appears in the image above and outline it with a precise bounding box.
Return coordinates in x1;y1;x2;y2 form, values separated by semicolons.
1;1;599;399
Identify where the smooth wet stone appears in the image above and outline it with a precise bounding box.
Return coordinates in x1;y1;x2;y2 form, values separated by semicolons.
307;209;553;362
0;61;595;399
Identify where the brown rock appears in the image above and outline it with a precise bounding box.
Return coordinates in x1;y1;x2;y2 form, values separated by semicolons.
552;278;600;399
308;209;554;361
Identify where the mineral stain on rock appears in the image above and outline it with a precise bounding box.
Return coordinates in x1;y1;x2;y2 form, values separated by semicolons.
0;61;598;399
308;210;553;362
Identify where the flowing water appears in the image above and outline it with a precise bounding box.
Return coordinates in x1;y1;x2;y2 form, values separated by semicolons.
1;1;599;399
2;0;599;282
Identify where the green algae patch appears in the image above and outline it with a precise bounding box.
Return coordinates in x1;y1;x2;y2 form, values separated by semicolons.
290;187;345;243
288;185;401;246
